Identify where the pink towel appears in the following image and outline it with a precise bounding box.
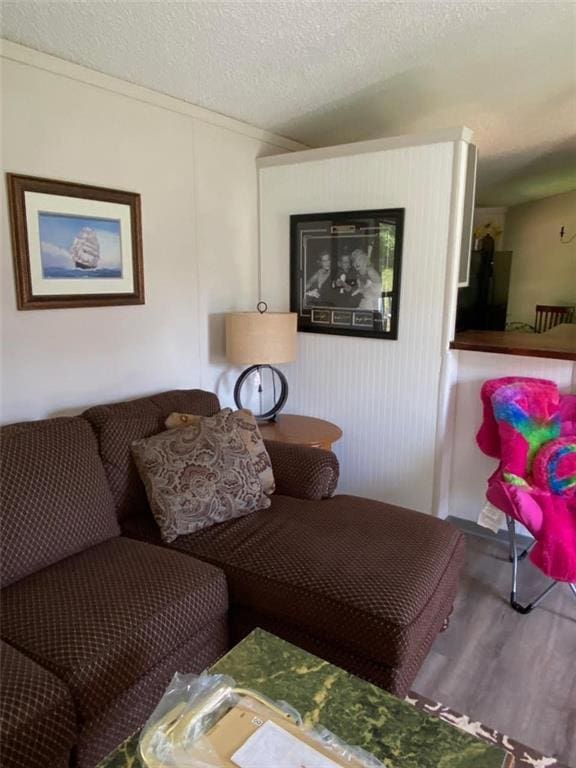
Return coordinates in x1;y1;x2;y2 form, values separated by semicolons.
533;438;576;496
476;377;558;461
477;377;576;582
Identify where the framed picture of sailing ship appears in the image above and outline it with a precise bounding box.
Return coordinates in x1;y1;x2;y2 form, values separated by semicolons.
6;174;144;309
290;208;404;340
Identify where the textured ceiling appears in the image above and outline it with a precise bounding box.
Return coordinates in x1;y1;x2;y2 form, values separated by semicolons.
2;1;575;206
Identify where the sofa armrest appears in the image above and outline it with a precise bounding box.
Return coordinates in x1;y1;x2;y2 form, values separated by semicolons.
264;440;339;500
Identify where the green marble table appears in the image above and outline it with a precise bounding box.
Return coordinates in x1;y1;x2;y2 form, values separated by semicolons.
99;629;512;768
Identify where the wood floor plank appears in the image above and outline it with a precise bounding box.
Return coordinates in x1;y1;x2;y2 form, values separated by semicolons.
412;533;576;766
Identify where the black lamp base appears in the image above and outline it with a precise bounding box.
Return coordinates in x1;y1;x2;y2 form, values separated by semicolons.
233;364;288;422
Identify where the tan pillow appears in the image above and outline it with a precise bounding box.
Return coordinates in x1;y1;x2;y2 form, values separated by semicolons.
165;412;203;429
165;409;275;495
132;411;270;543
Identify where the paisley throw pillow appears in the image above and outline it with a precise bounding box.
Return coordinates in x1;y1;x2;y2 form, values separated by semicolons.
132;411;270;542
165;409;275;495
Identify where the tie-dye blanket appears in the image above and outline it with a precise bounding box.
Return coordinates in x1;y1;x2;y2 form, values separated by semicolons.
477;377;576;582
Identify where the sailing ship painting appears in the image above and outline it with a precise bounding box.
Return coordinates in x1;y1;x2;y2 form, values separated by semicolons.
8;174;143;309
39;213;122;279
70;227;100;269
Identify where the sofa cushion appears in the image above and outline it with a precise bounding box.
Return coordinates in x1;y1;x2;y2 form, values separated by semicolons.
83;389;220;525
0;417;120;587
164;494;465;670
132;413;270;542
77;617;228;768
0;641;77;768
1;537;228;723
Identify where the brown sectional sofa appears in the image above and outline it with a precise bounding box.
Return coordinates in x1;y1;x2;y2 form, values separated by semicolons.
0;414;228;768
0;389;465;768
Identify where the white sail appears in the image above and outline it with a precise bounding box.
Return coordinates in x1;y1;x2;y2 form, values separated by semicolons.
70;227;100;269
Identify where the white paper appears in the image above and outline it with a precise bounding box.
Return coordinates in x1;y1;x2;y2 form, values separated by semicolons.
477;501;505;533
231;720;342;768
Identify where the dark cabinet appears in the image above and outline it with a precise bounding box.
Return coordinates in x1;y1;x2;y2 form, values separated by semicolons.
457;247;512;332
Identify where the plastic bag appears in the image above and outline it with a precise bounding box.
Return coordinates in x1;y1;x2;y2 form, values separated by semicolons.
139;672;384;768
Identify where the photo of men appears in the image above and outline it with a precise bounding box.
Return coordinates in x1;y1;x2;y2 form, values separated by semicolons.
303;237;383;312
291;210;404;340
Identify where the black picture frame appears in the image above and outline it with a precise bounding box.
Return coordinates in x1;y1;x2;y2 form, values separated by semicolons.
290;208;404;339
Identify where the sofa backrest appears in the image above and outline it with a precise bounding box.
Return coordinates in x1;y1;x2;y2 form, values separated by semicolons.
82;389;220;527
0;417;120;588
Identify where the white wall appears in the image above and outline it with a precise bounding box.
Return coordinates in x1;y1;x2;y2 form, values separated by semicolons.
258;134;471;513
0;43;303;423
448;350;575;525
505;190;576;326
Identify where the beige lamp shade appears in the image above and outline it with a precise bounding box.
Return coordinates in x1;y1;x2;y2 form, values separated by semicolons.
226;311;297;365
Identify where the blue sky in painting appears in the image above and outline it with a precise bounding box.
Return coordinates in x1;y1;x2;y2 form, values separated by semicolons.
39;213;123;276
39;213;120;250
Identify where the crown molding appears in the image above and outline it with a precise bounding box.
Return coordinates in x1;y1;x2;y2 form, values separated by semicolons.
0;39;308;152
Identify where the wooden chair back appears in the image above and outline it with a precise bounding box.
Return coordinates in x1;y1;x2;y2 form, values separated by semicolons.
534;304;575;333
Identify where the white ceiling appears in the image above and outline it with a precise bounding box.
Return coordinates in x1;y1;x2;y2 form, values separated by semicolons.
2;1;575;206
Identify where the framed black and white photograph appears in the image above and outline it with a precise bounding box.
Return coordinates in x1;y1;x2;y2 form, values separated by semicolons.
290;208;404;339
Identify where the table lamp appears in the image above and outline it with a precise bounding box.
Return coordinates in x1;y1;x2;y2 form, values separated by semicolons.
226;302;297;421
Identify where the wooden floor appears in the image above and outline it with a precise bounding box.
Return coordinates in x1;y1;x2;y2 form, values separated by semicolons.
412;533;576;767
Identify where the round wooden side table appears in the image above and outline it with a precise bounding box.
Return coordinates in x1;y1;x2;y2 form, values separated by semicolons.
258;414;342;451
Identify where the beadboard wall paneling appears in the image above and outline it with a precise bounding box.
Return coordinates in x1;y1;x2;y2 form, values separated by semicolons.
449;350;575;524
259;142;463;513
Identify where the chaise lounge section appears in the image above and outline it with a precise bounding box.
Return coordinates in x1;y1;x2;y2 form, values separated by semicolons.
84;389;466;698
